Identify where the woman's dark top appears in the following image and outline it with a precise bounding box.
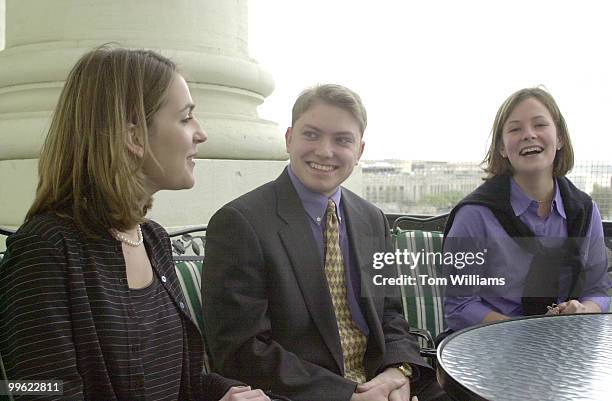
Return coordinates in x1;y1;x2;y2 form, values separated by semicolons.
130;274;183;400
0;212;241;400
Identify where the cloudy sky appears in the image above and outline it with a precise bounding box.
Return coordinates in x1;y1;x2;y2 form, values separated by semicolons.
249;0;612;162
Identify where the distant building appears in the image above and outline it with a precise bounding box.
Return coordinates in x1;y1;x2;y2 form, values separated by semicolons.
362;160;482;214
362;159;612;220
567;162;612;194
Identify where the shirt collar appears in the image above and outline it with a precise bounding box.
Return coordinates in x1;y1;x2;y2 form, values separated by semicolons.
552;180;566;218
510;177;566;219
288;165;342;225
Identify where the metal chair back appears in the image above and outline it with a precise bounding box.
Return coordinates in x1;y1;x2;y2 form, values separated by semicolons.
392;213;449;232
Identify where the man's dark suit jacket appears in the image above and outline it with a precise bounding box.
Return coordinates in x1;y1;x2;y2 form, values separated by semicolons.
203;169;431;401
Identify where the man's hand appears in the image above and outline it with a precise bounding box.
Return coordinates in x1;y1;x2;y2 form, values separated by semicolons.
389;379;412;401
350;378;407;401
558;300;600;314
350;367;416;401
220;386;271;401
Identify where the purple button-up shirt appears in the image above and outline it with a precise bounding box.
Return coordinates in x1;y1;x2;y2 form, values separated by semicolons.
444;177;611;331
288;165;369;335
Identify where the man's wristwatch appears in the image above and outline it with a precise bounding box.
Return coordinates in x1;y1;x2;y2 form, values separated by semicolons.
395;363;413;379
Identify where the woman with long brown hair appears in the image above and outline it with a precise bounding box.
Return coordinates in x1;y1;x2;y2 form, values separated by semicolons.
0;46;270;401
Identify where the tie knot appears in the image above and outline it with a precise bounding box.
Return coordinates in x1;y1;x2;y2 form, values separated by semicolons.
326;199;337;216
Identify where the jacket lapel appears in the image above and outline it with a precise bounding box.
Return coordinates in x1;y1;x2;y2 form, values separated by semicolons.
342;191;386;360
274;170;344;371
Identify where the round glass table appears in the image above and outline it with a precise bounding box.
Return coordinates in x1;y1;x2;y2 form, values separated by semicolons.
437;313;612;401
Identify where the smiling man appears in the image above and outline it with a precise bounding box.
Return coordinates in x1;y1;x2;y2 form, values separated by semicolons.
203;84;446;401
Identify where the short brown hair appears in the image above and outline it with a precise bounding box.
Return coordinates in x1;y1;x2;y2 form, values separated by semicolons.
26;45;177;235
291;84;367;135
483;87;574;178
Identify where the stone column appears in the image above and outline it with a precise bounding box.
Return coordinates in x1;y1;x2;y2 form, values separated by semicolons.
0;0;291;240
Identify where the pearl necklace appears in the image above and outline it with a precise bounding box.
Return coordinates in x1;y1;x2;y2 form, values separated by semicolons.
110;225;143;247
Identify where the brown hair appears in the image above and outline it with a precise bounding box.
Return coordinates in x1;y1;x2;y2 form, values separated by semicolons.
483;87;574;178
26;46;177;235
291;84;367;136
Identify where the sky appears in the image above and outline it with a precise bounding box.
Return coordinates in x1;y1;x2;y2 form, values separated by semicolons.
248;0;612;162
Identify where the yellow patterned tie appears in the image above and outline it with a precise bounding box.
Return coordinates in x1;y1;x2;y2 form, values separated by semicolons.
324;199;367;383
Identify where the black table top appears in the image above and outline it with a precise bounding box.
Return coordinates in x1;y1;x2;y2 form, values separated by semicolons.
437;313;612;401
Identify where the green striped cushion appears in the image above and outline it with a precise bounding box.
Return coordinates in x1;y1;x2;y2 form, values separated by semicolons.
392;229;446;344
174;260;210;372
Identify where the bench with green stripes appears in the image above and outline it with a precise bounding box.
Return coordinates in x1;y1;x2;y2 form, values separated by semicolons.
391;214;448;351
170;227;210;371
392;228;446;348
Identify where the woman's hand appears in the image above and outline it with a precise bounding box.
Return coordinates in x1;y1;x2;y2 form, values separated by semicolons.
220;386;271;401
557;300;601;314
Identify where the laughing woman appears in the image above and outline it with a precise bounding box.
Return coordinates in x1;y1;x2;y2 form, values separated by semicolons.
443;87;610;332
0;47;270;401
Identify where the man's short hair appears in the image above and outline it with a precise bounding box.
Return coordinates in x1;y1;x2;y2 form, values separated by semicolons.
291;84;367;136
